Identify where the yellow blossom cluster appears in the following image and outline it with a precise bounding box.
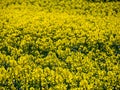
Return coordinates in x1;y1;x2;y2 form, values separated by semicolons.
0;0;120;90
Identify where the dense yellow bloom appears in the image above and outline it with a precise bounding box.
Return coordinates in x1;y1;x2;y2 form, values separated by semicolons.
0;0;120;89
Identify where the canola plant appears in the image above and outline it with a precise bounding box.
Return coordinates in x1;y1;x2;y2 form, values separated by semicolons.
0;0;120;90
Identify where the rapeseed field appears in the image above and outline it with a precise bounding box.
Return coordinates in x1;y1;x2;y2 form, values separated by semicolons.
0;0;120;89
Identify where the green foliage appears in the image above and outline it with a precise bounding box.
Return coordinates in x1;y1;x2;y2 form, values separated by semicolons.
0;0;120;89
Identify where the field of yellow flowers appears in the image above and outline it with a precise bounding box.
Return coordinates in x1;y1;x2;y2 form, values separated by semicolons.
0;0;120;90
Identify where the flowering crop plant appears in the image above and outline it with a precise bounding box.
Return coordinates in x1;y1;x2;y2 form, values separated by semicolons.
0;0;120;90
